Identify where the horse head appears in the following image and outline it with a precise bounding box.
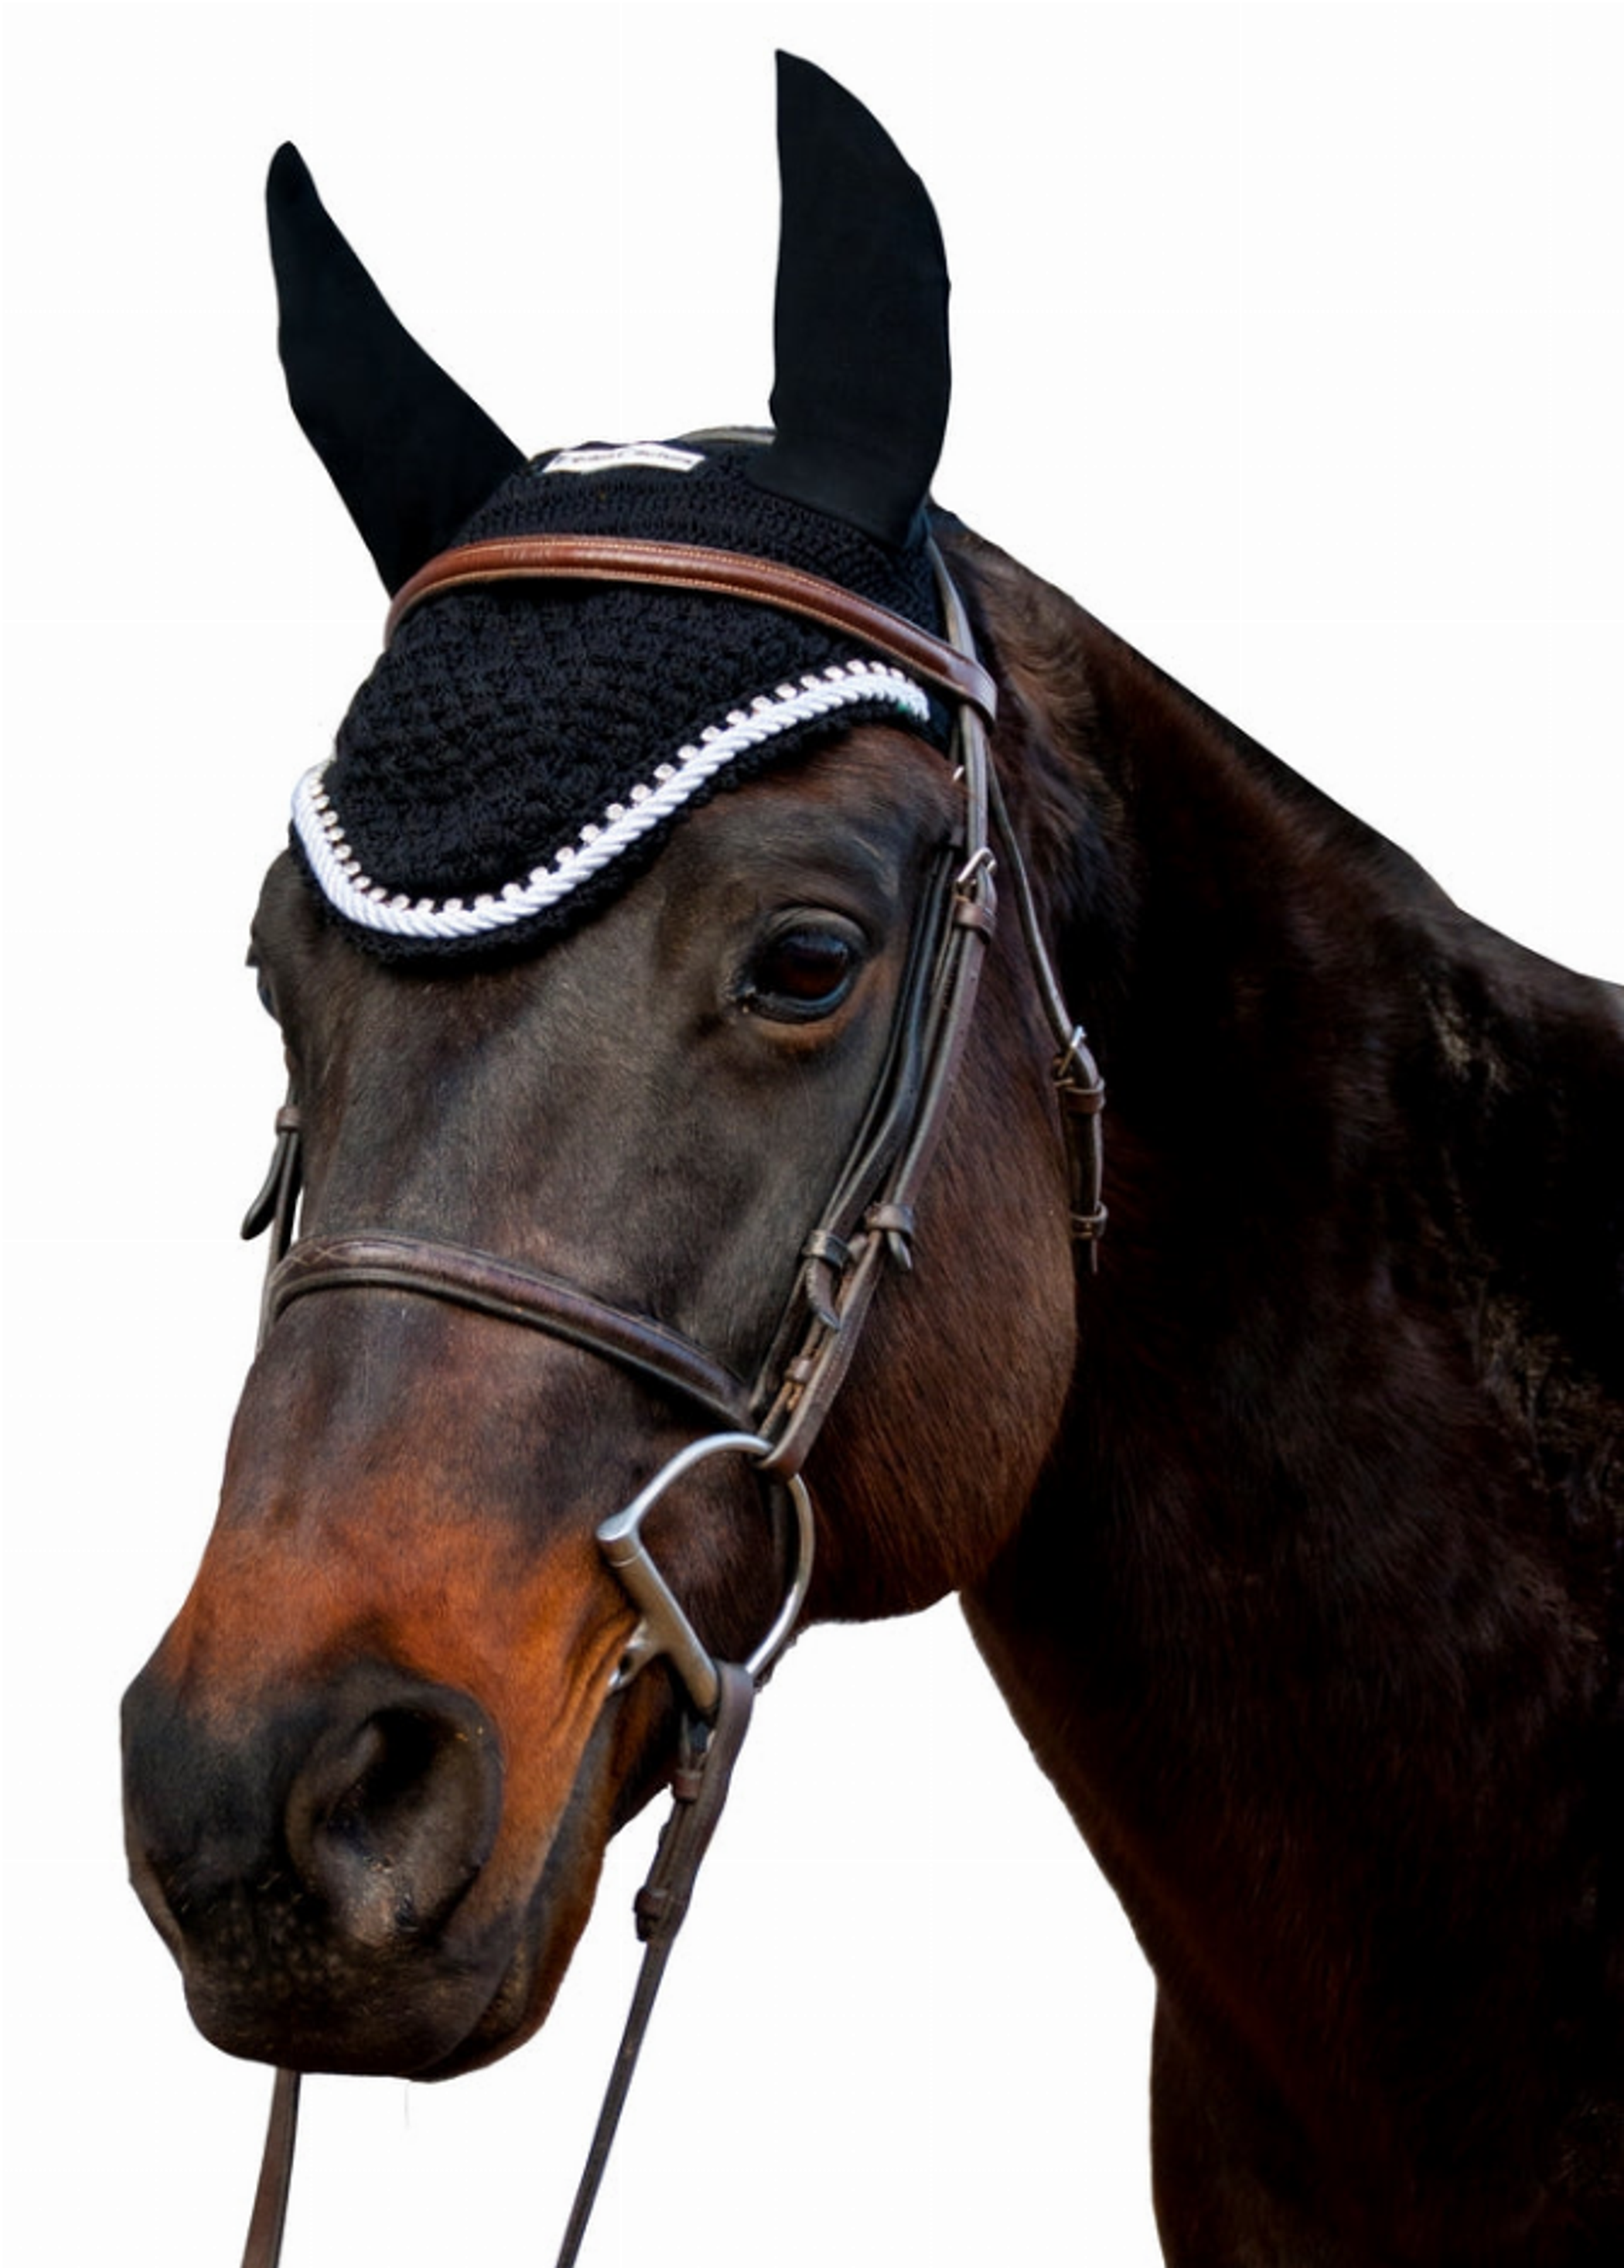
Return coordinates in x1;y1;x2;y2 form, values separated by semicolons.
121;57;1084;2084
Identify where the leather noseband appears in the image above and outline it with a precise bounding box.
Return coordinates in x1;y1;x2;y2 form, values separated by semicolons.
269;1232;750;1432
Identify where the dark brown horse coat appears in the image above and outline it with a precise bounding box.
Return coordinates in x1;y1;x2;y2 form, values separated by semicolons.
956;528;1624;2259
120;56;1624;2268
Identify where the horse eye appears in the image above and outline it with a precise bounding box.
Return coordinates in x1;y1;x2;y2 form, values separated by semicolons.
742;924;861;1020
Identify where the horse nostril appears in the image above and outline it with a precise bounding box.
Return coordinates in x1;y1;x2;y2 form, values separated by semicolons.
285;1684;503;1949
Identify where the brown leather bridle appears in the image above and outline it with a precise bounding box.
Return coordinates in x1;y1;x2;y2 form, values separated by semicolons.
235;536;1104;2268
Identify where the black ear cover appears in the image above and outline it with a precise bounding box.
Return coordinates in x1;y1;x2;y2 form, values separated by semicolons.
267;144;524;592
751;54;951;549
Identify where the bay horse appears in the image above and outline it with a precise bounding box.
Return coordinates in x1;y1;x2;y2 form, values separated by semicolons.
121;54;1624;2266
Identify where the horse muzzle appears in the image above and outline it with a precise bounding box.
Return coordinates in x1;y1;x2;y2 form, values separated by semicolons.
120;1652;599;2075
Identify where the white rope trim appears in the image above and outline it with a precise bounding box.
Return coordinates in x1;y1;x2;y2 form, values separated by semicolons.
292;659;931;942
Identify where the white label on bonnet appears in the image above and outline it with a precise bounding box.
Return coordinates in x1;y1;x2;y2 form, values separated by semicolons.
541;442;705;477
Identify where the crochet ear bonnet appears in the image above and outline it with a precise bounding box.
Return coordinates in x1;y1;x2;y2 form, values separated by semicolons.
271;56;955;962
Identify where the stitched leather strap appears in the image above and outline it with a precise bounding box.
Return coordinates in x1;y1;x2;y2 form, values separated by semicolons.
385;535;999;722
269;1233;749;1430
553;1665;756;2268
241;2068;300;2268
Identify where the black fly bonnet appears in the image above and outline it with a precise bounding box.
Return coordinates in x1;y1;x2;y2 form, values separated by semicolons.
270;56;956;961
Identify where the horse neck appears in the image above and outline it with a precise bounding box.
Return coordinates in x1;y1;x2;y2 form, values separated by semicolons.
960;579;1624;2168
1032;603;1624;1572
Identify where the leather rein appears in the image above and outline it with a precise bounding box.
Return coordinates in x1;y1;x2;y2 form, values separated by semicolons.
235;535;1105;2267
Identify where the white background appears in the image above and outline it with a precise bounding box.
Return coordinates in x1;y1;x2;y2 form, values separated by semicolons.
4;7;1621;2264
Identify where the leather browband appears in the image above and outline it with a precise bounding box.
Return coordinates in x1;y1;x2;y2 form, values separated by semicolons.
384;535;999;723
